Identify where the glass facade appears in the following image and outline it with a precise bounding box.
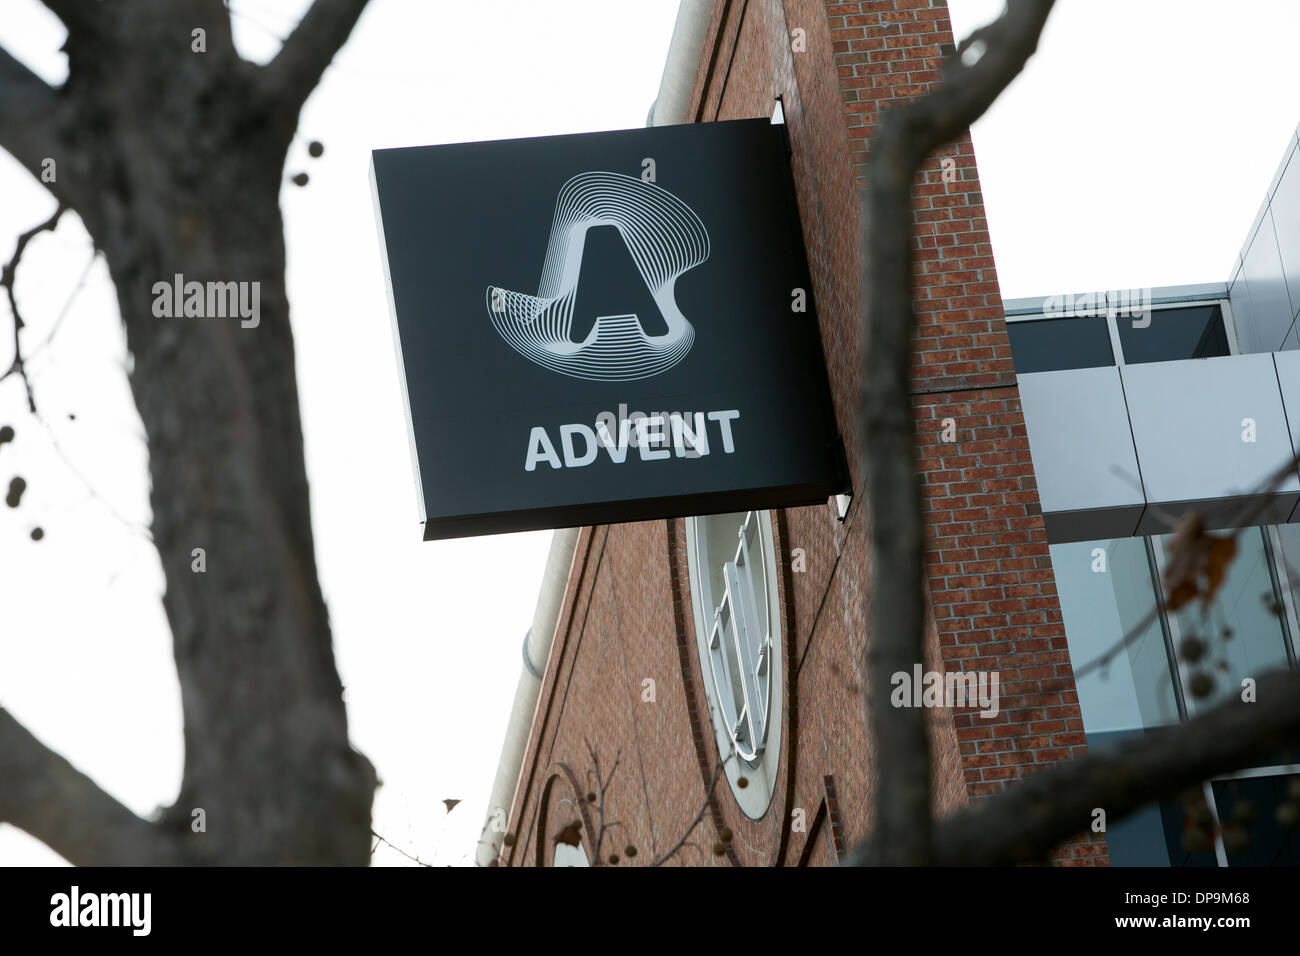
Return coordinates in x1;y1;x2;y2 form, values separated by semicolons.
1049;537;1177;734
1007;303;1230;373
1006;315;1114;372
1049;527;1300;866
1116;305;1230;364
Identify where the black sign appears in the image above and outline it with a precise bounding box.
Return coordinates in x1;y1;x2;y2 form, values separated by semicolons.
372;118;847;540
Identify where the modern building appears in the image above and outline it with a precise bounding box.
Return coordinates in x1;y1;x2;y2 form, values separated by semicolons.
477;0;1300;867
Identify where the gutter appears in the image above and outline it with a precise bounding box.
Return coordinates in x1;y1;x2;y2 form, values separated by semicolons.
475;527;579;866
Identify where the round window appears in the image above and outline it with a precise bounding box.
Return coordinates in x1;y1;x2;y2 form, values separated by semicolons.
684;510;783;818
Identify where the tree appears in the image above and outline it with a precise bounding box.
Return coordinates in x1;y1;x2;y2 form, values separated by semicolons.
0;0;377;865
851;0;1300;866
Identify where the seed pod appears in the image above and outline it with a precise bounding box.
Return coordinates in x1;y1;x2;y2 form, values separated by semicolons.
1187;671;1214;699
1179;636;1206;663
6;475;26;508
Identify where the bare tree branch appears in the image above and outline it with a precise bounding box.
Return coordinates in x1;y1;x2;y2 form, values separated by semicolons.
858;0;1055;866
370;828;434;867
1;203;66;412
38;0;105;35
0;708;177;866
651;755;729;867
260;0;371;116
1014;444;1300;702
584;739;620;864
845;668;1300;866
0;0;378;868
0;46;71;198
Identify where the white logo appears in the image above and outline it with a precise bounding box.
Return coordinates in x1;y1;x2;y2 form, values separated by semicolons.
486;171;710;382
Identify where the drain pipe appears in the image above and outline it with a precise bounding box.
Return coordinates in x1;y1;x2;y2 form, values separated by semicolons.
648;0;713;127
475;527;579;866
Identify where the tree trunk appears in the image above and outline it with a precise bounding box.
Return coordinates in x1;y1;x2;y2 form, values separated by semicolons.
0;0;377;865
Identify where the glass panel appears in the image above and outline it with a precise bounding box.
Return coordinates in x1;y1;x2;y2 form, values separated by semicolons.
1211;774;1300;867
1117;305;1230;365
716;599;745;720
1048;538;1178;734
1270;523;1300;647
699;512;747;614
738;512;770;645
1159;528;1290;716
1006;316;1115;373
1102;797;1219;867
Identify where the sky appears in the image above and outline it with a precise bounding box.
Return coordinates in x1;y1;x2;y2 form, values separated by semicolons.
0;0;1298;866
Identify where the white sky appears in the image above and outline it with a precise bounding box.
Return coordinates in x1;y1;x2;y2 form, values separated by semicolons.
0;0;1297;866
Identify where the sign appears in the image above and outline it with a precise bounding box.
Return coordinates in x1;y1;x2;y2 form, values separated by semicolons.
372;118;847;540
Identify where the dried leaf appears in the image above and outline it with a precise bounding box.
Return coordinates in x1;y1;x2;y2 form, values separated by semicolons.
553;821;582;847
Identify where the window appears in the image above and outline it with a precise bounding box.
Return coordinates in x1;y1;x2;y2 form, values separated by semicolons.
552;842;590;867
1007;316;1114;373
1049;526;1300;866
1155;527;1291;716
1116;305;1230;364
1007;300;1233;374
685;510;783;818
1047;537;1178;735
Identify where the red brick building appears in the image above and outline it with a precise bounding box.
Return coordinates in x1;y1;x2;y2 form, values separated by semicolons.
478;0;1300;868
469;0;1106;868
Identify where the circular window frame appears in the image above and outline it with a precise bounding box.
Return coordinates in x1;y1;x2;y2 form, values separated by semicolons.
684;510;784;819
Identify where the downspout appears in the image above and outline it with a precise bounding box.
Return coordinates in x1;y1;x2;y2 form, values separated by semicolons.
475;527;579;866
647;0;713;127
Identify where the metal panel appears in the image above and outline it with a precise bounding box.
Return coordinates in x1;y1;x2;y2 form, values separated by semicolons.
1121;354;1299;534
1240;211;1294;353
1017;366;1145;541
1270;143;1300;328
1228;259;1255;354
1271;350;1300;471
1284;322;1300;352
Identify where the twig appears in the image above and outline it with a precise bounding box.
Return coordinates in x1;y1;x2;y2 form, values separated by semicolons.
1040;444;1300;693
27;247;99;362
370;828;433;867
651;754;731;867
858;0;1055;866
1;203;66;412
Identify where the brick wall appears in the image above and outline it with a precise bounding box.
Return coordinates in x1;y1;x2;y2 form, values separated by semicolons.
499;0;1106;867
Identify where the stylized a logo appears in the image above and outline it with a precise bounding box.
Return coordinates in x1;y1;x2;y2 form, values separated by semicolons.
486;172;709;382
